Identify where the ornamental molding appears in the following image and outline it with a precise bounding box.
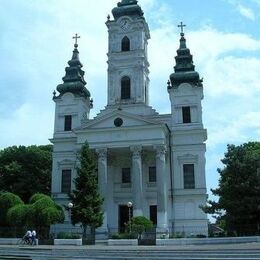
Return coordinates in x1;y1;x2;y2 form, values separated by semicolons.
57;159;76;169
177;153;198;165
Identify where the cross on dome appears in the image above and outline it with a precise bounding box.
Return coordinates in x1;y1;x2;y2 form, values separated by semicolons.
72;33;80;47
178;22;186;36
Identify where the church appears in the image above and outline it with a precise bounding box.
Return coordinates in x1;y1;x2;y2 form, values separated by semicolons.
50;0;208;236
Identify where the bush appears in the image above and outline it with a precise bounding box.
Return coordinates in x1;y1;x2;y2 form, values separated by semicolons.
196;234;207;238
57;232;81;239
110;233;137;239
126;216;153;236
30;196;63;228
29;193;50;204
0;192;23;226
7;204;32;227
169;232;184;239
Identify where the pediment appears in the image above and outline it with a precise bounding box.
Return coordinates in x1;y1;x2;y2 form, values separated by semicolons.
81;110;160;130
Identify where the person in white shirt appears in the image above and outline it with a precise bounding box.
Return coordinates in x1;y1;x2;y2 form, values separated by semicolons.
31;230;37;245
24;230;32;244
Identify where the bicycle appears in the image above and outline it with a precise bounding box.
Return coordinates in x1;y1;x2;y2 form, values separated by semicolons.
17;236;33;246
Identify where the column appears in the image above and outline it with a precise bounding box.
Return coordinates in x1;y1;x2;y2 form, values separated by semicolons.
130;145;143;216
155;145;168;229
96;148;108;230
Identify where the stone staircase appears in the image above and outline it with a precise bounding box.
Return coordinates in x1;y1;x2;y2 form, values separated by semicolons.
2;247;260;259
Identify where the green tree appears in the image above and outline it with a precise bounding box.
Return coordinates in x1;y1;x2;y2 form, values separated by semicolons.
0;192;23;226
204;142;260;235
7;193;64;238
0;145;52;202
69;142;103;238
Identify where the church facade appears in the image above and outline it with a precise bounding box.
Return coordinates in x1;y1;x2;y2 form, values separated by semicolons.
51;0;208;236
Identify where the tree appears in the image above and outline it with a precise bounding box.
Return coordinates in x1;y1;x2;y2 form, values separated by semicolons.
204;142;260;235
69;142;103;238
0;145;52;202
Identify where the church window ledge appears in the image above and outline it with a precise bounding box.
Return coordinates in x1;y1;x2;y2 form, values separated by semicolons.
117;98;136;104
121;183;131;188
52;193;70;199
147;182;156;188
173;188;206;196
113;182;132;192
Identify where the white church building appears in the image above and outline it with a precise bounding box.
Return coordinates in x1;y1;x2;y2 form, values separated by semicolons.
51;0;208;236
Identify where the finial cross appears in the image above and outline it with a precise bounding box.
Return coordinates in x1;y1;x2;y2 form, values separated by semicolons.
178;22;186;34
72;33;80;45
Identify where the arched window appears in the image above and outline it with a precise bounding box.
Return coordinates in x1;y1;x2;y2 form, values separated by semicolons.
121;76;131;99
121;36;130;52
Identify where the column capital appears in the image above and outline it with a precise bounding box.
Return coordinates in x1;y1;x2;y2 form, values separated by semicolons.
154;145;167;156
130;145;142;159
96;148;107;160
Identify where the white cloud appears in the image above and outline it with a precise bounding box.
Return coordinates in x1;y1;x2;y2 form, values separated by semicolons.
237;4;256;20
207;111;260;148
0;103;54;148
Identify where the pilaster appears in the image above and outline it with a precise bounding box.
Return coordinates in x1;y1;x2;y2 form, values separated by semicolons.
130;145;143;216
155;145;168;229
96;148;108;230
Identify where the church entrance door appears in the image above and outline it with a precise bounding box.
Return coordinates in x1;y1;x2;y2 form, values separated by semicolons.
118;205;132;233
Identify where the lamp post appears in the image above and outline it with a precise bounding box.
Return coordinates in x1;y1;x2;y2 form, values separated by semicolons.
68;202;73;224
127;201;132;233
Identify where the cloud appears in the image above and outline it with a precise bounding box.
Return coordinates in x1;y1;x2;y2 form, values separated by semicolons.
237;4;256;20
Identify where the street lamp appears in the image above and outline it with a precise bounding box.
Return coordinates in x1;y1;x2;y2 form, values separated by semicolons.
127;201;132;233
68;202;73;223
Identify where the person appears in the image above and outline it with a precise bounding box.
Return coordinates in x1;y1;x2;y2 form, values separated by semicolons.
23;230;32;244
31;230;37;245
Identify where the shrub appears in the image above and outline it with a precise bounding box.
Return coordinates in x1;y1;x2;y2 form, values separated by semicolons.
169;232;184;239
57;232;81;239
110;233;137;239
0;192;24;226
196;234;207;238
29;193;50;204
6;204;32;227
126;216;153;236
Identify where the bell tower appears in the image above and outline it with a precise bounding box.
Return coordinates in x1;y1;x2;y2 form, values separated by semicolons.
52;35;92;135
106;0;150;108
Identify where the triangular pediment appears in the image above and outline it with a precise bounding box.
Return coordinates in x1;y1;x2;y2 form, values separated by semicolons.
81;109;161;130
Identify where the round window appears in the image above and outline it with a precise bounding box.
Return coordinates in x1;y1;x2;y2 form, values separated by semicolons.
114;117;123;127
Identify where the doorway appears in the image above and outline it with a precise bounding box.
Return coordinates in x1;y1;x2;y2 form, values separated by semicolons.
118;205;133;233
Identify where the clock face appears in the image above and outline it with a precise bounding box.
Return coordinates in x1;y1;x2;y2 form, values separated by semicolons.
120;19;130;30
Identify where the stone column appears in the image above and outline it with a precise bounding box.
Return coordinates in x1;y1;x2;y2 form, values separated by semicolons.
96;148;108;230
155;145;168;229
130;145;143;216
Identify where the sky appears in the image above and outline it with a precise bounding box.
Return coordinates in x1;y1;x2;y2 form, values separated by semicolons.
0;0;260;203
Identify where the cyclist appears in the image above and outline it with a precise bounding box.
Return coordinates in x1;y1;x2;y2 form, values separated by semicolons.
23;230;32;244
